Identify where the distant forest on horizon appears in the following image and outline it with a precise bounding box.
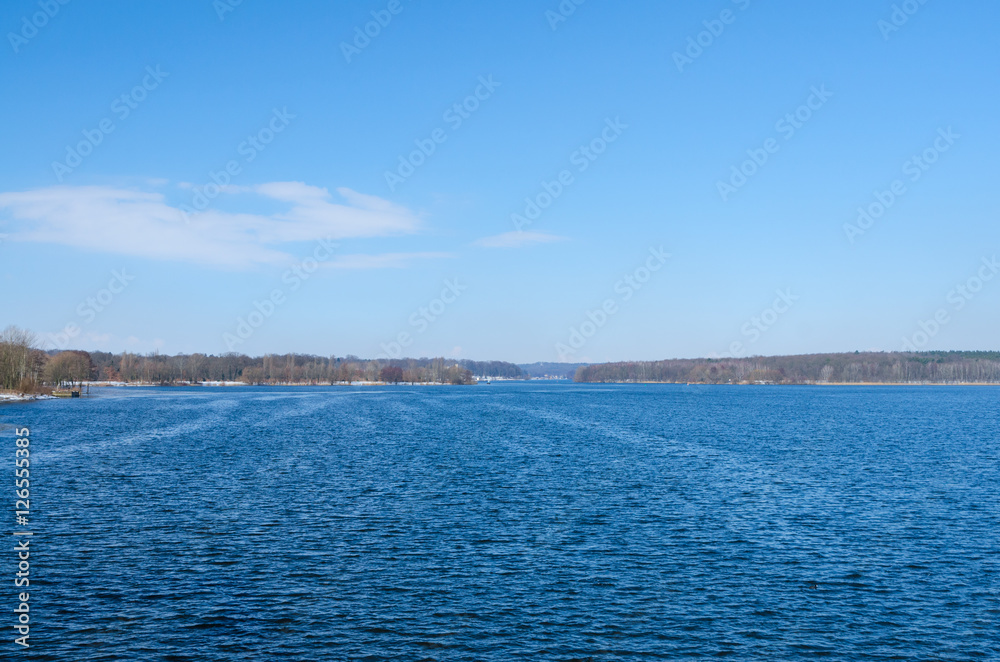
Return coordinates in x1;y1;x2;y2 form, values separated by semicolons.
0;326;527;390
82;351;527;385
7;323;1000;391
574;351;1000;384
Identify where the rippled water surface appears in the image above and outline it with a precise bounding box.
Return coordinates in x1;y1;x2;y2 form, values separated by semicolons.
4;384;999;660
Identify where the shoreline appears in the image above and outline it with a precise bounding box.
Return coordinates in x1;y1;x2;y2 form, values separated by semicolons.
576;381;1000;386
81;380;505;388
0;392;57;403
7;382;997;400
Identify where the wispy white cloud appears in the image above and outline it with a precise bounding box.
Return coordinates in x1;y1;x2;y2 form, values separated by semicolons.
0;182;423;269
474;231;568;248
327;252;454;270
254;182;419;240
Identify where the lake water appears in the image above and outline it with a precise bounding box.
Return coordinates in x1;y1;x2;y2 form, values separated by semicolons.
4;384;998;660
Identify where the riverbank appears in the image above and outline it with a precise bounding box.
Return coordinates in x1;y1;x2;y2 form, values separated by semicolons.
577;380;1000;386
0;392;56;403
82;380;490;388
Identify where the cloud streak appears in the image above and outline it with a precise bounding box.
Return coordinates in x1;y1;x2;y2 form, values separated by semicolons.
0;182;423;269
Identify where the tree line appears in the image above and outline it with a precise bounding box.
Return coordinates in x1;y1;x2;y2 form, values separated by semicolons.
574;352;1000;384
0;327;46;391
87;353;523;385
0;326;525;392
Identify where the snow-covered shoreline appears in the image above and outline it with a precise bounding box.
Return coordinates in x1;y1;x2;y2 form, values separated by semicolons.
0;393;56;403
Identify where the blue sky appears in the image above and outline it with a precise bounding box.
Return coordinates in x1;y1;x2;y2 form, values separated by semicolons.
1;0;998;363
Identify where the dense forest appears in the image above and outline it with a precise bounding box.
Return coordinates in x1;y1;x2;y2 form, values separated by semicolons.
575;352;1000;384
0;326;524;392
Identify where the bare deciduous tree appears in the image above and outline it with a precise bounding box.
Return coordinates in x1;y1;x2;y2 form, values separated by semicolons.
0;325;39;391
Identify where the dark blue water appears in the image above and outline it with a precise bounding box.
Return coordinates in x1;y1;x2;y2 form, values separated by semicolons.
3;384;998;660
